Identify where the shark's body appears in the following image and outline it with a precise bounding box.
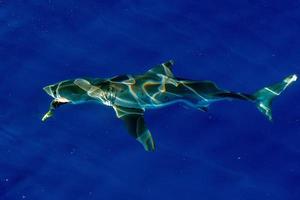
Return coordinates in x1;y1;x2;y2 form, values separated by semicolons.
42;61;297;151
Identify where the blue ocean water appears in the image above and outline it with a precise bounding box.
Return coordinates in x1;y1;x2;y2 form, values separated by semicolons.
1;0;300;199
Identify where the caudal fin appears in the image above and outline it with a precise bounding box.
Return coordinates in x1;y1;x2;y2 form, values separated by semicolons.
254;74;297;121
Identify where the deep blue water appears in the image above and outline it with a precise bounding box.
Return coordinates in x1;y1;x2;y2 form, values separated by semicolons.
1;0;300;199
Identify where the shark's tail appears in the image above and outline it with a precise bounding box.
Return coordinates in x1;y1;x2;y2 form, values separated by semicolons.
254;74;297;121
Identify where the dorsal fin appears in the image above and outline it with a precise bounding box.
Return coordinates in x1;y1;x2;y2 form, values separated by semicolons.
145;60;175;78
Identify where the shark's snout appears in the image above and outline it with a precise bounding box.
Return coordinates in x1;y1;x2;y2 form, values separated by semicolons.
43;85;55;98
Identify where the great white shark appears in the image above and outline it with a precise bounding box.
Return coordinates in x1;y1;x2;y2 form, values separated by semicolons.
42;60;297;151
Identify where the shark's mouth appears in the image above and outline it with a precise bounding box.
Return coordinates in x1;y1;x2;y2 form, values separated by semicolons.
54;97;70;103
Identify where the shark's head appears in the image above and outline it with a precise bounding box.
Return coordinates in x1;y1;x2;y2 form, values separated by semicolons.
43;79;95;104
42;81;73;122
43;83;71;103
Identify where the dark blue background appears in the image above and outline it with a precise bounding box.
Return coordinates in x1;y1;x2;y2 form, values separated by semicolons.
0;0;300;199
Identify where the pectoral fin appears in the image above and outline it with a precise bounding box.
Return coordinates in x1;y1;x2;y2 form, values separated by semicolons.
113;106;155;152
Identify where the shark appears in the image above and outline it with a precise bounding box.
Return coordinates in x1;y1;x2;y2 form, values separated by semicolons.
42;60;297;152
